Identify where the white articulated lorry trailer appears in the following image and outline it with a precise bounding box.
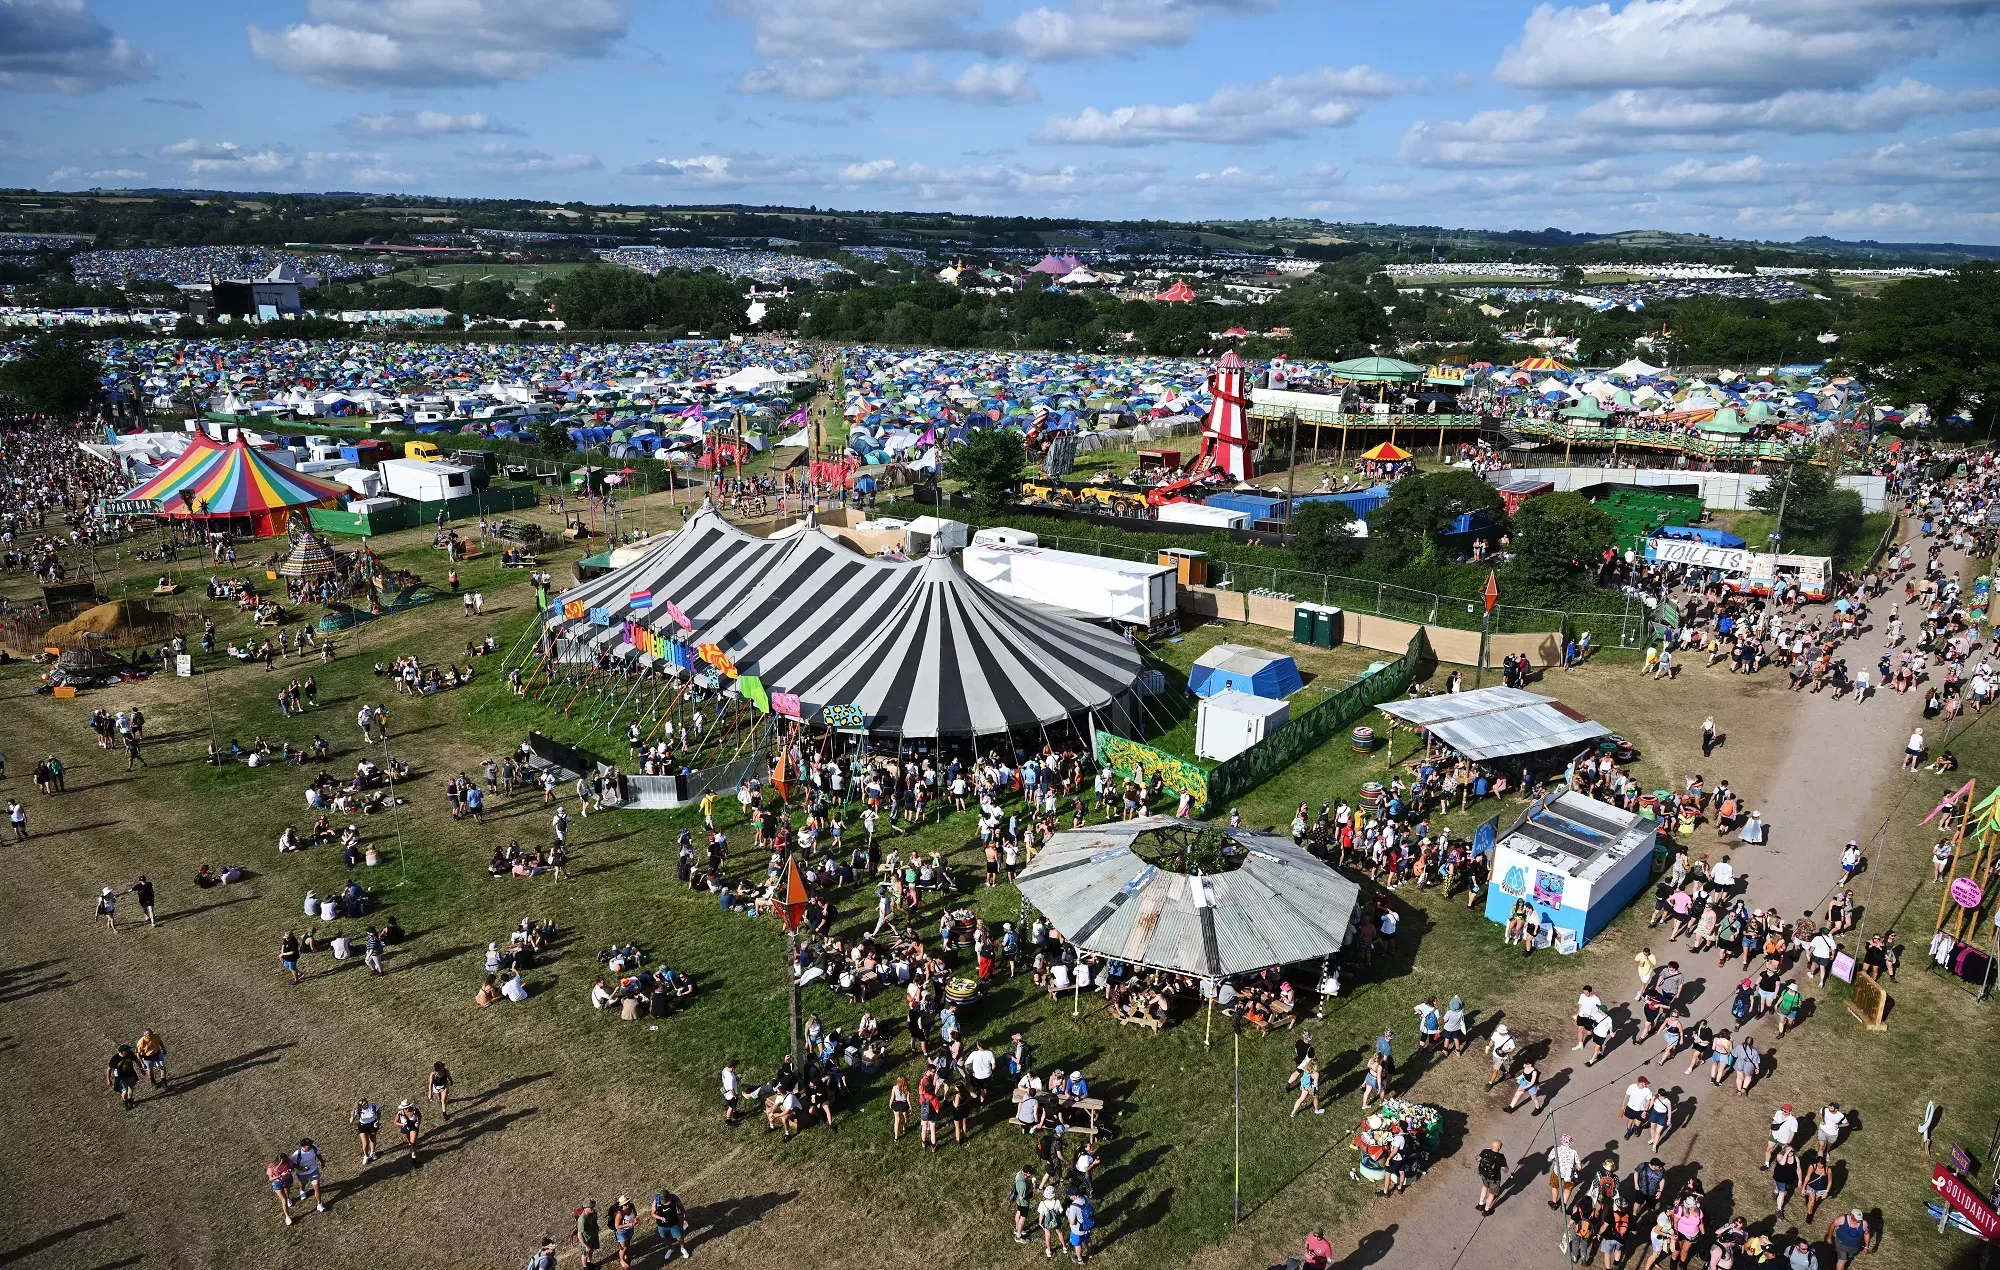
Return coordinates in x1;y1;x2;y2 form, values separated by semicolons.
962;542;1177;627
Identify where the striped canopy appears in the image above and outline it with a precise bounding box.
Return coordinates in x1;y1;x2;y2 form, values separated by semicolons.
123;435;347;531
550;505;1144;737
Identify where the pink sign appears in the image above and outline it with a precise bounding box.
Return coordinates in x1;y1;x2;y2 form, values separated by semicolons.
1951;876;1984;909
664;600;692;632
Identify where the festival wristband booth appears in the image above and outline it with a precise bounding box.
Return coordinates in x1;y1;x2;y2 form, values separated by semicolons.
1485;791;1659;950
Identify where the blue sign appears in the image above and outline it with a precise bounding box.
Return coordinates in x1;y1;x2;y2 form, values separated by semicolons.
588;606;611;626
1472;814;1499;858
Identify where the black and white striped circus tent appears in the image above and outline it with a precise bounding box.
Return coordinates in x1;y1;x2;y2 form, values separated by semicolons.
545;504;1144;738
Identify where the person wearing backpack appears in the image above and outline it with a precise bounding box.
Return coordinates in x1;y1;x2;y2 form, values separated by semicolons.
1476;1139;1507;1214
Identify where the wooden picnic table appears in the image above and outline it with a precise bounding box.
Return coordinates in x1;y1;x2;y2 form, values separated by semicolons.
1011;1088;1105;1131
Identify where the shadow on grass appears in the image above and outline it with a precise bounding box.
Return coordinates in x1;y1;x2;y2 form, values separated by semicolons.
0;958;78;1005
162;893;258;924
691;1189;798;1240
0;1213;123;1265
160;1042;294;1098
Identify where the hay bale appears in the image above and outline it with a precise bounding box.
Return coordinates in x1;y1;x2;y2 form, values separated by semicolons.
44;600;178;649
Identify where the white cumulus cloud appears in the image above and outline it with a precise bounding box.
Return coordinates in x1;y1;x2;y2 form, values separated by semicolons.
250;0;628;88
1036;66;1395;145
347;110;520;136
0;0;152;92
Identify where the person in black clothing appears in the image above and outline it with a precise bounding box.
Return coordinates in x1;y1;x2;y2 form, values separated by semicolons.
1286;1031;1316;1091
131;875;156;927
1477;1140;1507;1214
105;1044;142;1109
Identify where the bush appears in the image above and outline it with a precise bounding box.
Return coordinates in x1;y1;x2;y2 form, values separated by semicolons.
1366;469;1507;567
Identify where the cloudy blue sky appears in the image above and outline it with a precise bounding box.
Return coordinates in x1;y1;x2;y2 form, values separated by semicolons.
4;0;1998;242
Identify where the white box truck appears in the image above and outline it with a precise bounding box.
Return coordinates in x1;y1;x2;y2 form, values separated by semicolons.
378;458;474;503
963;542;1177;626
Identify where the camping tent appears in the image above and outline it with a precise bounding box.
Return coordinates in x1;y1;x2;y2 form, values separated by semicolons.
1187;643;1303;699
119;435;347;537
1611;358;1666;377
546;504;1144;738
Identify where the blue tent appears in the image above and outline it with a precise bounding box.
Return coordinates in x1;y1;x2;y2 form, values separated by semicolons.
1188;643;1303;699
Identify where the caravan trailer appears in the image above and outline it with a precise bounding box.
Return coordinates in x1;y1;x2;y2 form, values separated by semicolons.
1643;536;1831;602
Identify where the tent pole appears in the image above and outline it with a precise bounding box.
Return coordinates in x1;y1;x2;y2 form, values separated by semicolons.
1204;992;1213;1051
1233;1026;1242;1225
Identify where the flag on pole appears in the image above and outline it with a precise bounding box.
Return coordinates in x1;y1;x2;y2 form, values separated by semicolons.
628;589;653;611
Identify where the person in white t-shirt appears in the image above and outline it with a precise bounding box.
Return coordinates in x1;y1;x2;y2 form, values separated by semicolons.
1763;1104;1799;1169
1622;1078;1654;1139
967;1040;997;1103
1574;987;1604;1049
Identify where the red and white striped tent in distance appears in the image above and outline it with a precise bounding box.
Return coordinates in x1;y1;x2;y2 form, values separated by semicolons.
1198;350;1252;481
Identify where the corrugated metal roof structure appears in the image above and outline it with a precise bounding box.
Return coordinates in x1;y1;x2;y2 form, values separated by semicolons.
1378;686;1609;761
1015;816;1361;979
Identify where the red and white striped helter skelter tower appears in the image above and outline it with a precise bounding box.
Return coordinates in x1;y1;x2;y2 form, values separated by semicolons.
1195;349;1252;480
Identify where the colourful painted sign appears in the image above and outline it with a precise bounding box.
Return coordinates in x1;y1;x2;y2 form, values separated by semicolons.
822;702;867;729
771;691;802;719
1951;876;1985;909
665;600;692;632
562;600;586;621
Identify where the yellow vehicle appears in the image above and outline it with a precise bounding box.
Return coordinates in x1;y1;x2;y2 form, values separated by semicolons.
404;440;443;462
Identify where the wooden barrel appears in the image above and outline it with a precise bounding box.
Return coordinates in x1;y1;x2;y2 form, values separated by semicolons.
1351;726;1375;754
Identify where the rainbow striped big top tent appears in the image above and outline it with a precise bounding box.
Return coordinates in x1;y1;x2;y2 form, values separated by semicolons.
120;435;347;537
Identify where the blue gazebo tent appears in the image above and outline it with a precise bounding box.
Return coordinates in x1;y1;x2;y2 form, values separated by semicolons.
1188;643;1303;699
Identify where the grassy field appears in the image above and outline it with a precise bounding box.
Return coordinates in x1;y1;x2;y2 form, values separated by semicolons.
0;498;1994;1269
386;261;589;293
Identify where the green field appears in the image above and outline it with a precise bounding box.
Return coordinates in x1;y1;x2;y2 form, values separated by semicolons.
386;261;590;292
1;493;1994;1270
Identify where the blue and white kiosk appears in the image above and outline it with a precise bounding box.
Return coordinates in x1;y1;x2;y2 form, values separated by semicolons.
1485;791;1658;950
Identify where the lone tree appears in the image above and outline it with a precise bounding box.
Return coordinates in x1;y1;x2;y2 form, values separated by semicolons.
1368;469;1506;566
942;429;1026;515
0;331;102;416
1511;492;1616;583
1289;500;1365;572
531;417;574;460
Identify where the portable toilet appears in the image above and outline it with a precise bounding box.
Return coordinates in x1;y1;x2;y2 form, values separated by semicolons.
1294;602;1343;648
1158;547;1209;586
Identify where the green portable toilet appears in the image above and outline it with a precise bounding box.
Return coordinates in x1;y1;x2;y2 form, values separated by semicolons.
1293;605;1316;645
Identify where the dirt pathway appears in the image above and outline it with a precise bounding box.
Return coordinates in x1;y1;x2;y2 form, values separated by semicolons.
1323;559;1940;1268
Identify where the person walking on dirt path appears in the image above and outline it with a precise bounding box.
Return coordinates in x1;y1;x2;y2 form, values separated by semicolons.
1548;1133;1583;1210
266;1155;296;1226
428;1061;452;1120
653;1190;690;1260
1701;716;1717;758
1904;728;1925;771
96;885;117;932
290;1138;326;1214
1476;1140;1506;1215
396;1098;422;1163
8;798;25;840
281;929;303;985
612;1196;638;1268
575;1198;602;1268
130;875;156;927
1762;1104;1799;1170
351;1098;381;1163
135;1029;166;1089
105;1043;141;1109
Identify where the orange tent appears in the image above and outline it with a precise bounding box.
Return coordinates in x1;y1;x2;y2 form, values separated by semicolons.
1155;279;1197;303
1360;441;1412;462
